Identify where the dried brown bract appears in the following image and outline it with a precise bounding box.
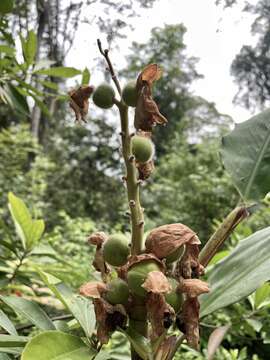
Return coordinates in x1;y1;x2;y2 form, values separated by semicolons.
178;244;204;279
79;281;107;298
134;64;167;131
181;279;210;298
137;159;155;180
181;297;200;350
146;223;200;260
69;85;94;123
93;298;127;344
88;232;108;246
146;293;175;339
88;232;110;281
142;271;172;294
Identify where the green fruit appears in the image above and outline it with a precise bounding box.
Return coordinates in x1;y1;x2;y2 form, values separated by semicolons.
93;84;115;109
122;81;137;107
131;135;154;164
127;260;162;297
165;245;186;264
105;278;129;305
103;234;130;267
0;0;13;14
165;278;183;313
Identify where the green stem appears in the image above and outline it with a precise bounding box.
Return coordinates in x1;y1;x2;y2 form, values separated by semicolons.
117;102;145;255
199;206;249;267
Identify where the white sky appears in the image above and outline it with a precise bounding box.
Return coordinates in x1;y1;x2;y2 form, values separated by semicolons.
68;0;259;123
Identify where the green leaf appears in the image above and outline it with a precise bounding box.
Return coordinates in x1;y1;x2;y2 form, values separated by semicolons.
20;30;37;66
35;67;81;78
3;84;29;115
200;227;270;317
37;271;95;338
8;192;45;249
120;328;152;360
220;109;270;200
0;347;22;355
40;80;58;91
0;0;14;14
0;353;12;360
81;67;90;85
0;296;55;331
0;310;17;335
0;335;28;347
0;46;15;56
21;331;96;360
254;282;270;309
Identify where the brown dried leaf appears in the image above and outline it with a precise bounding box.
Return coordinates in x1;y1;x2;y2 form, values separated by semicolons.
94;298;127;344
155;335;177;360
142;271;172;294
181;279;210;298
69;85;94;123
146;223;200;259
92;247;110;282
178;244;204;279
207;325;230;360
79;281;106;298
146;293;175;339
181;297;200;350
140;64;162;85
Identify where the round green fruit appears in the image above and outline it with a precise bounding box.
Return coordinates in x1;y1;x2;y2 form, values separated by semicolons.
0;0;13;14
165;245;186;264
93;84;115;109
127;260;162;297
131;135;154;164
165;278;183;313
122;81;137;107
103;234;130;267
105;278;129;305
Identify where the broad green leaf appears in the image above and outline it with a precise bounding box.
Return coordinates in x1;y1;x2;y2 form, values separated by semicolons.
0;0;13;14
0;296;55;331
0;335;28;347
0;46;15;56
81;67;90;85
8;192;45;249
21;331;96;360
94;350;111;360
40;80;58;91
220;109;270;200
120;328;152;360
37;271;95;338
200;227;270;317
0;353;12;360
20;30;37;66
30;94;51;118
3;84;29;115
0;347;22;355
0;310;17;335
33;59;55;72
245;318;263;332
35;67;81;78
255;282;270;309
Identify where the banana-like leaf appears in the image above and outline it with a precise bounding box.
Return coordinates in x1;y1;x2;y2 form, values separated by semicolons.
0;335;28;347
0;296;55;331
0;310;17;335
37;270;95;338
220;109;270;201
200;226;270;317
21;331;96;360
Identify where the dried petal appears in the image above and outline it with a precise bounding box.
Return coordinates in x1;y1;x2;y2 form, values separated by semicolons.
181;297;200;350
181;279;210;298
142;271;172;294
79;281;106;298
137;159;155;180
146;223;200;260
69;85;94;123
94;298;127;344
146;293;175;339
88;232;108;246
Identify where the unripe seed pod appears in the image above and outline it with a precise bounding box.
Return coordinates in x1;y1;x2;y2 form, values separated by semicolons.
127;260;162;297
103;234;130;267
165;278;183;313
93;84;115;109
122;80;137;107
131;135;154;164
105;278;129;305
165;244;186;264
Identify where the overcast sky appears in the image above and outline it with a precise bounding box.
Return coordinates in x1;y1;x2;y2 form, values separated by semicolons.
68;0;259;123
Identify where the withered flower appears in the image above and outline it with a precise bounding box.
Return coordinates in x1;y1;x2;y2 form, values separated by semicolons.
69;85;94;123
180;279;210;298
79;281;107;298
134;64;167;131
180;297;200;350
142;271;172;294
145;223;200;260
87;232;110;282
137;159;155;180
